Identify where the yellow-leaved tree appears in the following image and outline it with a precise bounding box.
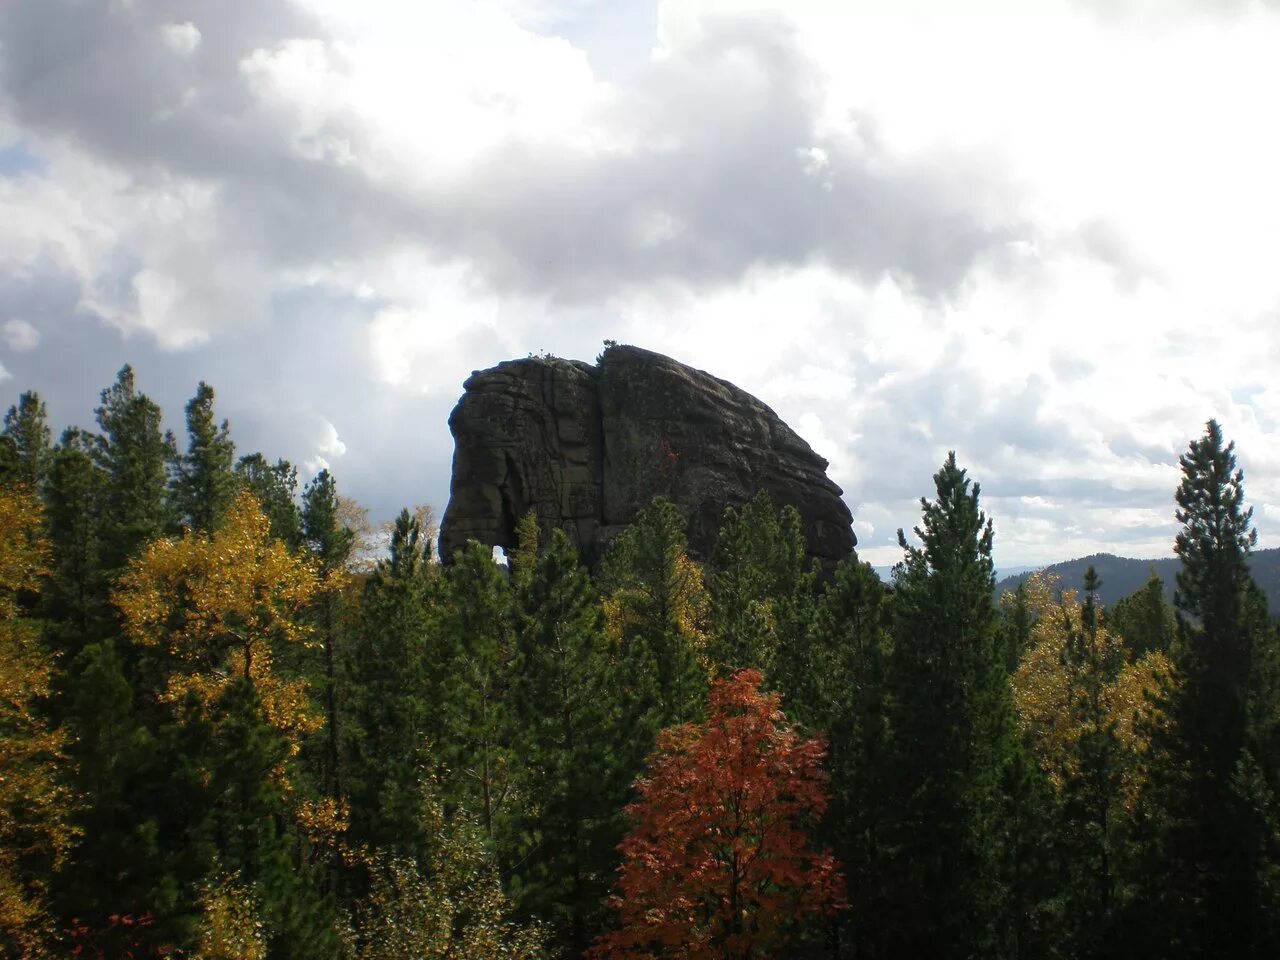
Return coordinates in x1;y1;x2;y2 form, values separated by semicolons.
1011;570;1177;948
114;491;353;887
114;490;323;752
0;484;76;959
1011;572;1173;804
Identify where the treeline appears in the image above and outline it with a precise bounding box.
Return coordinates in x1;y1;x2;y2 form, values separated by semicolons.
2;368;1280;959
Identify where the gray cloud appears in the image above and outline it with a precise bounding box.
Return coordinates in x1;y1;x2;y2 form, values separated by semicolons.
0;2;1022;308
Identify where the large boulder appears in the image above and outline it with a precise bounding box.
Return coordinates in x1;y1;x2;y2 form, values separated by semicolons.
439;345;855;568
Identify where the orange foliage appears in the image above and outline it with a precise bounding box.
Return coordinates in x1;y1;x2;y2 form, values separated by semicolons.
592;669;845;960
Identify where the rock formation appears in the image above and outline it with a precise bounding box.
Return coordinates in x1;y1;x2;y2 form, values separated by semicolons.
439;345;855;568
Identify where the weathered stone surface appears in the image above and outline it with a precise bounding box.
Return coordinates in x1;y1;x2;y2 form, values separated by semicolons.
439;345;855;567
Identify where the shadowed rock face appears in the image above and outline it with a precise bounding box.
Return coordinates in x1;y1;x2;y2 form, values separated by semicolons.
439;345;855;568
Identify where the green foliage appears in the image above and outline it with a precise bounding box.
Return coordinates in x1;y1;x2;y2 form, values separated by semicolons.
1130;420;1276;958
439;542;517;838
708;492;815;691
344;784;544;960
803;556;893;957
171;382;238;534
235;454;302;549
20;365;1280;960
92;365;176;573
882;452;1022;958
344;509;442;858
1107;570;1174;659
508;528;621;955
2;392;52;490
600;497;709;738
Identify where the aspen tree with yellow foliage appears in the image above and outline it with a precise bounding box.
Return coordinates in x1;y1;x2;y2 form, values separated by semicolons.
1011;569;1173;954
114;490;346;960
0;484;75;959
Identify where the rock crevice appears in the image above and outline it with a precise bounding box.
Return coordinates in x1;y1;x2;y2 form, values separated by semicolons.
440;345;855;567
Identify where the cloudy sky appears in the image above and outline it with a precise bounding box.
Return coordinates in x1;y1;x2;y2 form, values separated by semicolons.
3;0;1280;569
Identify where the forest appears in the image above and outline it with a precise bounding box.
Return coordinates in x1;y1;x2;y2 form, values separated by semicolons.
1;364;1278;960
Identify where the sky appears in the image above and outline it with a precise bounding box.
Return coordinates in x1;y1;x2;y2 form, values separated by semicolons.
3;0;1280;569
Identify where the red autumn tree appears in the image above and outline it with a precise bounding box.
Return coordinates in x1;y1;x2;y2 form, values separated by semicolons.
592;668;845;960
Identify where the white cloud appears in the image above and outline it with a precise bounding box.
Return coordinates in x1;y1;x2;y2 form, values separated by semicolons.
304;418;347;475
316;418;347;457
3;319;39;351
160;22;202;57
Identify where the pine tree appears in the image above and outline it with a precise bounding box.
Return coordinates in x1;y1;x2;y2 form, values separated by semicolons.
170;382;237;534
41;429;106;660
881;452;1017;958
301;470;356;811
344;509;441;858
1107;569;1174;659
1133;420;1271;957
599;497;709;742
708;492;815;693
509;528;621;955
439;542;517;839
1;392;52;491
805;556;893;958
1012;571;1173;959
235;454;302;548
92;365;175;574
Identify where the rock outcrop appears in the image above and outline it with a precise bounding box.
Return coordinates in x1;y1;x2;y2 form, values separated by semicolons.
439;345;855;568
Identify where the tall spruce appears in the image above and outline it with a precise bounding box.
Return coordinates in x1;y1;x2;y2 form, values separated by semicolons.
1134;420;1270;957
805;556;894;958
92;365;175;573
344;508;441;858
883;452;1018;958
708;492;815;691
235;453;302;548
509;527;621;955
439;542;517;840
301;470;355;809
1108;570;1174;659
170;382;237;533
41;429;106;659
599;497;709;737
2;391;52;490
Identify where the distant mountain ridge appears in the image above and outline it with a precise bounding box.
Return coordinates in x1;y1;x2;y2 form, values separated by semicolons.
993;548;1280;613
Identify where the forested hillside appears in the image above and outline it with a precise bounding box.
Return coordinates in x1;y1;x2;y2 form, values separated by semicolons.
996;548;1280;613
3;369;1280;959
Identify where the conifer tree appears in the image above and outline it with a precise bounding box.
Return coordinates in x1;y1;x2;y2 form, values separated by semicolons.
1133;420;1273;957
1107;570;1174;659
344;508;441;858
1;392;52;491
509;527;621;955
882;453;1018;958
235;454;302;548
41;430;106;660
599;497;709;739
170;382;237;533
708;492;815;693
301;470;356;808
439;542;518;839
805;557;893;958
92;365;175;573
